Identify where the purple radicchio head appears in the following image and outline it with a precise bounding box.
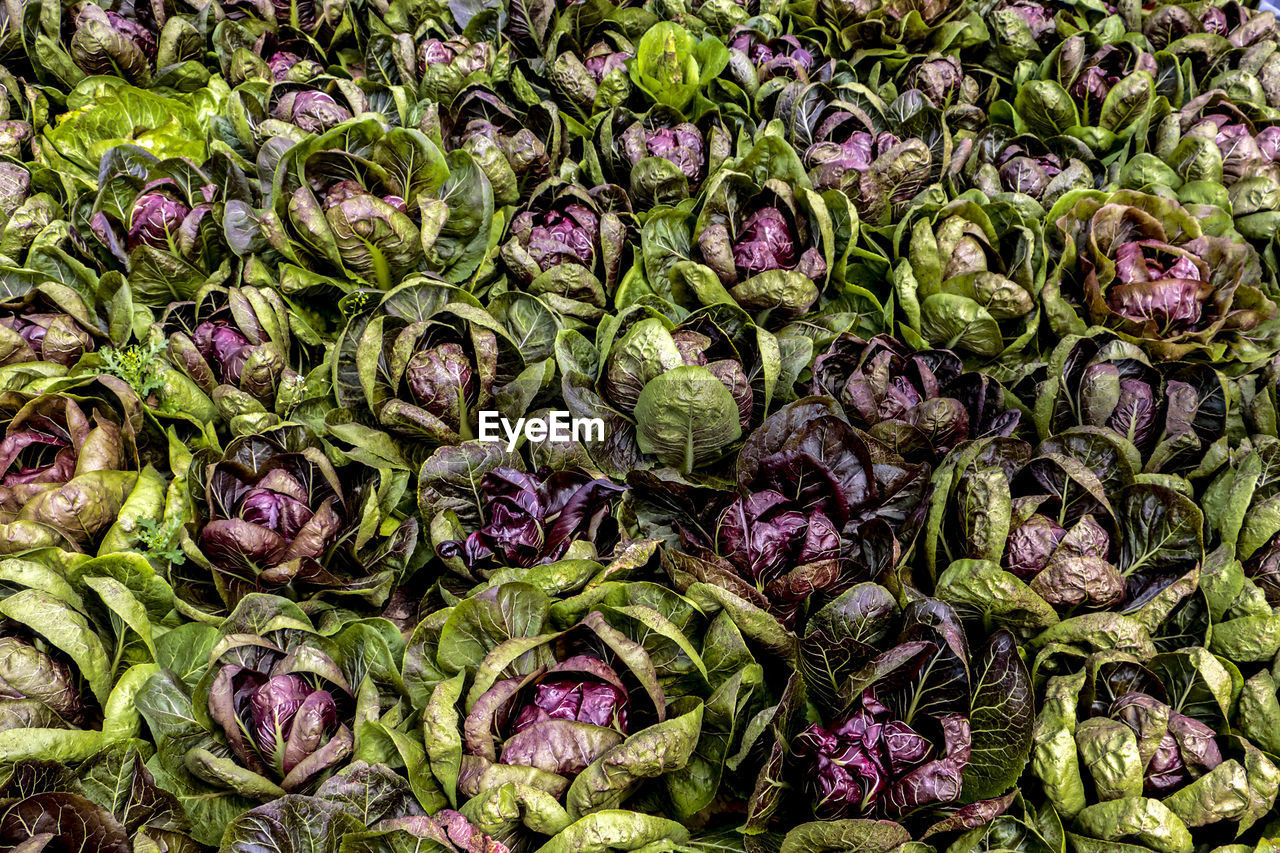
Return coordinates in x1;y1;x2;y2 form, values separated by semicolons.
209;667;348;788
810;333;1022;462
193;430;417;602
164;285;298;413
1110;692;1224;797
271;90;354;135
796;695;970;818
437;467;627;571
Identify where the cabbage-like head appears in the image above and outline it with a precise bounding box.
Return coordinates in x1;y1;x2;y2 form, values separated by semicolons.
192;321;253;386
906;56;965;105
1050;191;1274;361
0;312;95;368
450;89;556;207
0;634;83;728
127;192;190;251
999;148;1062;197
893;196;1039;357
437;467;626;570
419;38;496;102
727;28;818;82
0;123;32;160
689;140;836;314
164;284;297;421
69;4;157;80
1109;692;1224;796
272;91;353;134
1003;509;1121;608
519;204;599;272
1109;241;1212;330
405;342;476;425
316;179;422;281
207;642;353;791
998;0;1055;39
732;206;797;276
0;378;143;553
620;122;705;183
468;655;632;778
198;433;346;585
794;699;950;818
583;42;630;82
810;334;1021;461
718;489;840;586
510;658;630;734
246;672;340;776
1060;40;1157;124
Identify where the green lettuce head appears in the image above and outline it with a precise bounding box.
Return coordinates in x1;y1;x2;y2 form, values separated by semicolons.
1202;435;1280;615
786;0;987;53
922;429;1204;644
629;22;728;114
892;189;1044;359
1146;90;1280;245
1030;646;1277;846
555;302;783;476
1003;35;1168;156
331;278;553;448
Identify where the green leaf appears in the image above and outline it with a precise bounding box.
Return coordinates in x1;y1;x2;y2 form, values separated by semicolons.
566;705;704;818
1116;484;1203;577
963;630;1034;802
220;795;366;852
1075;718;1143;801
937;560;1059;634
534;810;691;853
778;819;910;853
436;582;549;675
83;574;155;659
634;365;743;473
1015;80;1079;136
1099;72;1154;135
1161;759;1253;829
1073;797;1193;853
0;588;111;705
423;672;466;806
1209;615;1280;663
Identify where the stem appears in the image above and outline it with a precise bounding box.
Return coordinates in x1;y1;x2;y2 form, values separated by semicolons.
110;631;126;680
457;391;474;442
